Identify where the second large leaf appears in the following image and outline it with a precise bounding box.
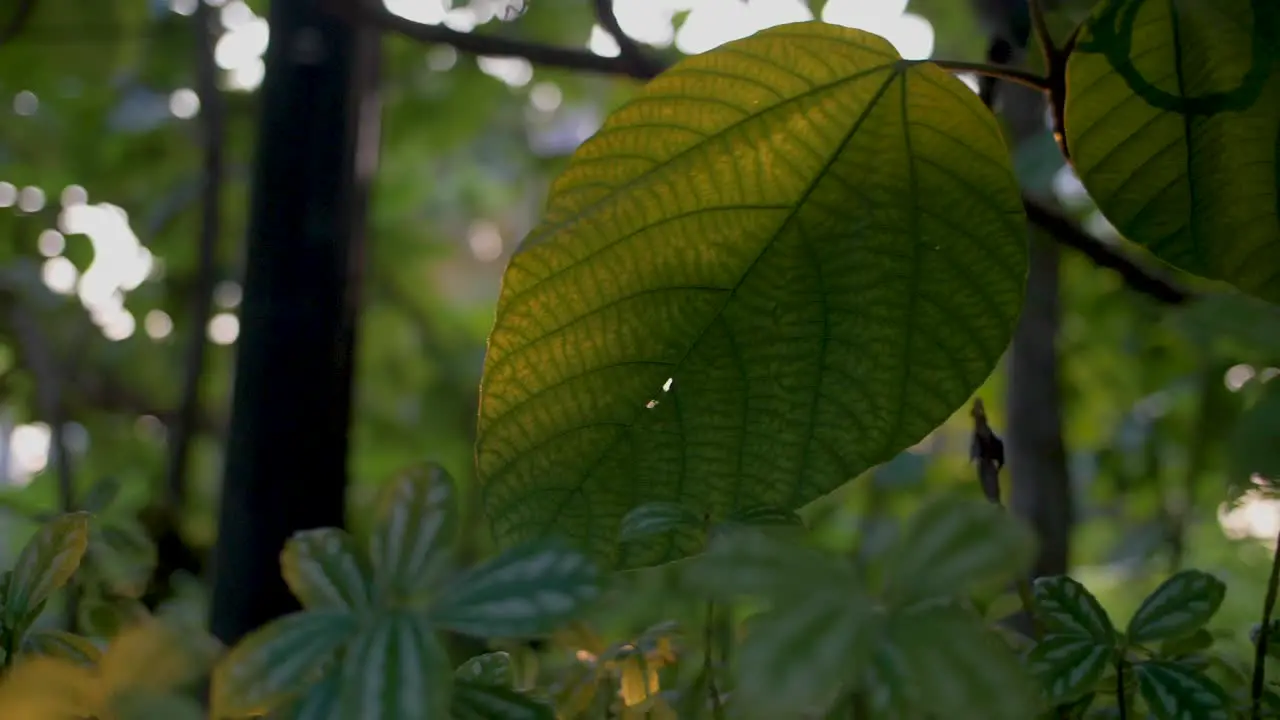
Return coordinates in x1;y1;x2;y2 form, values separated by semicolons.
477;21;1028;567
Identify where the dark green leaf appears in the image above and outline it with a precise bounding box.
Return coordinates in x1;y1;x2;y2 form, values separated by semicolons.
430;539;599;638
476;21;1029;568
1032;576;1116;642
1027;634;1113;704
210;611;355;718
733;594;873;718
452;681;554;720
684;527;855;601
617;502;702;543
5;512;91;631
1126;570;1225;644
1159;628;1214;658
455;652;512;687
273;673;340;720
281;528;373;612
1134;660;1231;720
884;495;1035;605
336;612;452;720
21;629;102;666
1064;0;1280;303
368;463;458;602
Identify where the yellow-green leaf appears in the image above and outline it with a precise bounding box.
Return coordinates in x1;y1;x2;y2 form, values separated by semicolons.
281;528;374;612
1065;0;1280;302
477;21;1027;567
98;619;221;699
4;512;91;631
20;630;102;667
336;612;452;720
211;611;355;718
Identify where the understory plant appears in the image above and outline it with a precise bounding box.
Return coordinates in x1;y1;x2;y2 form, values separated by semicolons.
1;0;1279;716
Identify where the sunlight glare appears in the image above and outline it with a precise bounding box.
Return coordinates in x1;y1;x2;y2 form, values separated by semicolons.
0;182;15;207
589;25;622;58
40;257;78;295
384;0;447;25
208;313;240;345
37;229;65;257
145;309;174;340
478;56;534;87
7;423;51;486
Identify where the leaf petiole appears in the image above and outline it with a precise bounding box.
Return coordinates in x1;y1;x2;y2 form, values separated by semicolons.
925;59;1051;92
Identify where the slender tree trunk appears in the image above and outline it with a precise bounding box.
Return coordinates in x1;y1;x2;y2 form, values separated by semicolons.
209;0;381;644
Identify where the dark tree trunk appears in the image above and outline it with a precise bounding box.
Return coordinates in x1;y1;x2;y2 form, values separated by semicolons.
209;0;381;644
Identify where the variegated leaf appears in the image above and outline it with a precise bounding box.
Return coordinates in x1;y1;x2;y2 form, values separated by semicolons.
1135;660;1231;720
4;513;91;631
281;528;374;612
368;463;458;602
336;612;452;720
452;681;554;720
618;502;702;543
1032;576;1116;642
724;505;804;528
732;593;873;718
456;652;513;686
430;539;600;638
1127;570;1225;644
684;527;854;602
273;672;341;720
211;611;355;718
884;495;1035;605
21;629;102;667
1026;634;1112;704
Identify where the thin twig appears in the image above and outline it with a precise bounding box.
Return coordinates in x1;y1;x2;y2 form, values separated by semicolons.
0;0;39;48
164;0;226;512
927;58;1051;92
1252;528;1280;719
1116;657;1129;719
592;0;664;79
1027;0;1057;60
704;600;725;720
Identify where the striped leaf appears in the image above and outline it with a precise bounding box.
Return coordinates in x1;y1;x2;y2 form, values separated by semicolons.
733;594;873;719
724;505;804;528
275;673;341;720
1026;634;1113;704
1032;576;1116;642
1135;660;1231;720
336;612;452;720
455;652;513;687
369;463;458;603
685;527;854;601
618;502;701;543
430;540;600;639
281;528;373;612
211;611;355;718
21;629;102;667
452;681;554;720
1127;570;1225;644
4;512;91;631
884;496;1035;605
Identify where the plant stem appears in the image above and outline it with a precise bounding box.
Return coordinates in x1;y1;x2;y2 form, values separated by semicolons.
1028;0;1057;60
1116;658;1128;719
704;600;725;720
1252;527;1280;718
924;59;1051;92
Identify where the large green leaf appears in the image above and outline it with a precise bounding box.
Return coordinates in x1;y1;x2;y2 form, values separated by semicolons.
1064;0;1280;302
210;611;355;718
429;539;600;638
477;20;1028;566
1126;570;1225;644
4;512;91;631
368;463;458;603
883;495;1035;605
1134;660;1231;719
336;613;452;720
733;594;874;719
281;528;374;613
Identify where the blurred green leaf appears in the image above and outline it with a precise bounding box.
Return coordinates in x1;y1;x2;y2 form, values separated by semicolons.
281;528;373;613
1134;660;1231;720
477;22;1028;569
684;528;854;602
4;512;91;631
210;611;354;718
452;681;554;720
430;539;599;638
1158;628;1214;658
884;495;1035;605
336;612;451;720
1126;570;1225;644
368;463;458;603
1064;0;1280;302
1032;576;1116;642
1231;382;1280;493
79;477;121;514
455;652;513;687
21;629;102;667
